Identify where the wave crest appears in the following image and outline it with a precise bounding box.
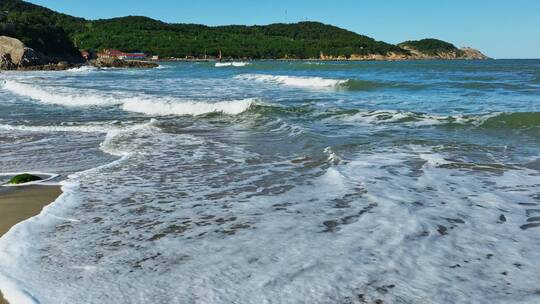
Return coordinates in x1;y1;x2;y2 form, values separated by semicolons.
215;62;250;67
2;80;121;107
234;74;385;91
2;80;256;116
235;74;348;89
121;98;257;116
481;112;540;129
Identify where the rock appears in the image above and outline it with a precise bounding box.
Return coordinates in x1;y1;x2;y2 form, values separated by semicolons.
0;36;82;70
0;36;47;69
91;58;158;69
0;36;27;66
9;173;42;185
57;61;70;69
459;47;490;60
0;53;17;70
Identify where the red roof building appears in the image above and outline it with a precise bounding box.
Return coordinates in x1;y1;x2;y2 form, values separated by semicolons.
97;49;147;60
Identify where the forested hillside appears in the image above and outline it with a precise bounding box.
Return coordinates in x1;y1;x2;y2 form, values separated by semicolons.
0;0;407;59
0;0;488;60
75;17;407;58
398;39;464;56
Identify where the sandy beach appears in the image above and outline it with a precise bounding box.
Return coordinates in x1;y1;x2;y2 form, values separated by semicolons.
0;185;61;304
0;185;62;238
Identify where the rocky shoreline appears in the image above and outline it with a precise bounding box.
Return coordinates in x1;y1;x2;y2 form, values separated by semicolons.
0;35;158;71
0;34;489;73
0;36;84;71
90;58;159;69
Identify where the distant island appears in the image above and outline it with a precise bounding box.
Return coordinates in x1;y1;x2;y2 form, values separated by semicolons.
0;0;489;70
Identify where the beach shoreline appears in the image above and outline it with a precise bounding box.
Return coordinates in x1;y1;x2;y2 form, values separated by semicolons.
0;185;62;304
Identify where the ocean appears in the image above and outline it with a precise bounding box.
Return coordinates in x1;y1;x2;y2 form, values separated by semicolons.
0;60;539;303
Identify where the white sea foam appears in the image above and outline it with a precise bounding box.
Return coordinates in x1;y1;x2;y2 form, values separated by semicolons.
235;74;348;88
64;65;98;73
1;80;256;116
2;142;538;304
121;97;256;116
1;61;539;304
336;109;499;127
215;62;250;67
99;119;158;156
0;123;114;133
1;80;122;107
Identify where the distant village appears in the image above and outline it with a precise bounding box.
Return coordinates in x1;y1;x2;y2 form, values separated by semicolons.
79;49;159;61
80;49;223;62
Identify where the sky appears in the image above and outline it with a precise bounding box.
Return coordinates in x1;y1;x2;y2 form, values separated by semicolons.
28;0;540;59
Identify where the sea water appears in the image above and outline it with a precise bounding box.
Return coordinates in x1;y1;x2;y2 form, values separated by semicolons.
0;60;539;303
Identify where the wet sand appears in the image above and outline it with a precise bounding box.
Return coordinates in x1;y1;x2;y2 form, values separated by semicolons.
0;185;62;237
0;185;62;304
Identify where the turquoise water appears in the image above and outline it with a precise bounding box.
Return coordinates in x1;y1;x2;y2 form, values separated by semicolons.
0;60;539;303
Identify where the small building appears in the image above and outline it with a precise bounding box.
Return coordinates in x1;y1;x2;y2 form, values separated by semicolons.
97;49;146;60
119;52;147;60
97;49;124;59
151;55;159;61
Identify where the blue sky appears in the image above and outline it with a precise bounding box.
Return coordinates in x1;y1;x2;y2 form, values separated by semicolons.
29;0;540;58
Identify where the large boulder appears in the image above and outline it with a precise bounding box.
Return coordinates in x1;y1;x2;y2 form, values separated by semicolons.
0;35;47;69
0;53;17;70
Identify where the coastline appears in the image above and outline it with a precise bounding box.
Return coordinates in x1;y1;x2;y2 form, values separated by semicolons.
0;57;492;72
0;185;62;304
157;57;492;63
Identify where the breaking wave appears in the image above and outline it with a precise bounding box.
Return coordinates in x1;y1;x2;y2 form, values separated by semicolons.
336;110;540;130
245;104;540;130
121;98;257;116
1;80;122;107
215;62;251;67
64;65;98;73
0;123;115;133
1;80;257;116
235;74;348;89
234;74;384;91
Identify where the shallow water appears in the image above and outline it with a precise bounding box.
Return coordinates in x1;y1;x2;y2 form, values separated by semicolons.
0;60;539;304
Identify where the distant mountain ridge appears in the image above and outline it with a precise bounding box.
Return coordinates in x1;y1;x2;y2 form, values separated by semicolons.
0;0;489;63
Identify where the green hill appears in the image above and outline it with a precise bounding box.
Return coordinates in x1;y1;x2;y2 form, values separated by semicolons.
0;0;84;61
74;17;407;59
398;38;465;57
0;0;488;61
0;0;407;59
